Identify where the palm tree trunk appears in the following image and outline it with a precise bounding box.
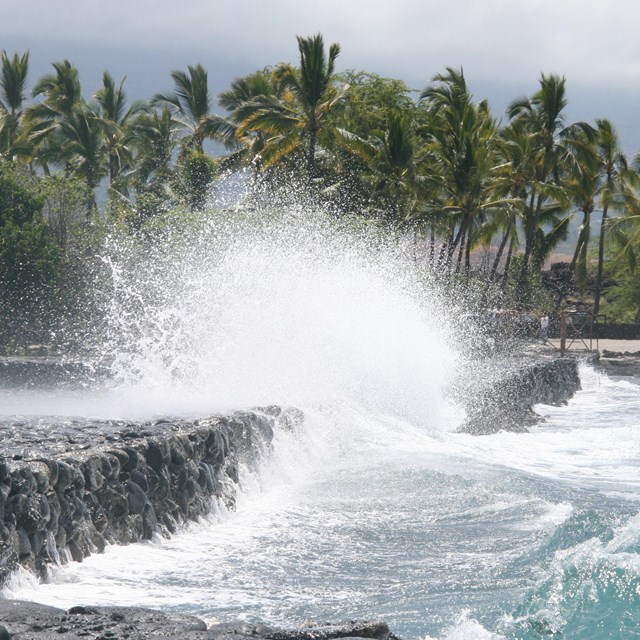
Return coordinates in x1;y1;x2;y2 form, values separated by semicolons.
448;220;464;259
455;224;467;274
490;222;512;279
464;228;472;276
593;204;609;315
502;238;515;292
518;190;543;299
307;113;318;185
437;221;455;272
429;225;435;268
570;211;589;272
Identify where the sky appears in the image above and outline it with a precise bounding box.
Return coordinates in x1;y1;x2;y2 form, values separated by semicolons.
2;0;640;149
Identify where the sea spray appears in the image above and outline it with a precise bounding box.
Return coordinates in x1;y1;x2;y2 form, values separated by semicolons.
87;205;459;425
3;201;639;640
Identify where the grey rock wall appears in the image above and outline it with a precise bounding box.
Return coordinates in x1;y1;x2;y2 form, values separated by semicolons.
0;407;300;586
458;357;581;435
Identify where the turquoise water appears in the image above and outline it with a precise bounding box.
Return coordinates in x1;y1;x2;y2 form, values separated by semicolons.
4;367;639;640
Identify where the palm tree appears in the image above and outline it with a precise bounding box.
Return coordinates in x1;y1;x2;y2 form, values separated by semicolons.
485;122;536;283
25;59;85;173
26;61;111;200
57;107;107;191
30;59;82;120
208;69;282;170
94;71;143;193
0;50;30;160
507;73;594;298
564;133;599;288
128;107;179;193
419;68;505;275
153;64;221;154
218;69;276;113
337;112;419;225
593;119;634;315
237;33;345;184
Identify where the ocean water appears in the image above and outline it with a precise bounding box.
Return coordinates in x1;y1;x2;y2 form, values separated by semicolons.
1;208;639;639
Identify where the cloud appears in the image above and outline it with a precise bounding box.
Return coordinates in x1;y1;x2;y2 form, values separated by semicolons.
3;0;640;90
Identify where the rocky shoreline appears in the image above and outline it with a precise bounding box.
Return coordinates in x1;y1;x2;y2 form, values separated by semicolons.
597;350;640;377
0;600;397;640
456;352;582;435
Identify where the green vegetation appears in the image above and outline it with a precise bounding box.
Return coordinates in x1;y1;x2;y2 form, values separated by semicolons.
2;32;640;351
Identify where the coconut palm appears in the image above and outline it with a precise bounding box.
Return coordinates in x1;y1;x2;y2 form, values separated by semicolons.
507;74;594;297
237;34;345;184
128;107;179;193
153;64;222;154
484;122;536;282
94;71;143;193
0;50;30;160
30;59;82;121
593;119;635;314
563;134;599;289
56;106;108;197
419;68;505;275
337;112;419;224
218;69;276;113
207;69;284;171
25;59;85;173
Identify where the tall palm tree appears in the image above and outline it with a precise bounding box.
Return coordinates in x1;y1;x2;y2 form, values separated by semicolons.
337;112;418;224
208;69;282;170
25;59;85;173
56;106;108;199
94;71;142;193
30;59;82;120
153;64;221;154
564;133;599;288
486;122;535;282
218;69;276;113
507;74;594;298
128;107;179;193
593;119;634;315
0;50;30;160
26;61;109;199
419;68;504;275
237;34;345;184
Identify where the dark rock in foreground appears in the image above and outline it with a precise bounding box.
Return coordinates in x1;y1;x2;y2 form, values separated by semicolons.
0;600;396;640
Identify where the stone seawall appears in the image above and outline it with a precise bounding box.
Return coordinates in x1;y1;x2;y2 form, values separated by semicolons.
458;356;581;435
0;407;299;586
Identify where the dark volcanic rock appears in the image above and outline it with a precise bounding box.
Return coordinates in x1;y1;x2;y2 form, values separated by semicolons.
0;601;395;640
458;356;581;435
0;408;297;585
0;600;206;639
597;352;640;377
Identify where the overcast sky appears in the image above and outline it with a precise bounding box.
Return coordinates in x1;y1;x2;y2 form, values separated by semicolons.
2;0;640;148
